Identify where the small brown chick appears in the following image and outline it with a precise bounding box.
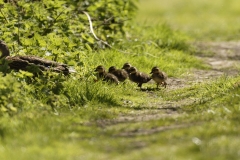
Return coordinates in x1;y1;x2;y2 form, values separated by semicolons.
121;62;132;75
150;66;167;88
95;65;119;84
108;66;128;82
129;66;152;88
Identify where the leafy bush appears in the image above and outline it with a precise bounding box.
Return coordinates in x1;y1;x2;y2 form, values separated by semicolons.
0;0;138;115
0;0;138;57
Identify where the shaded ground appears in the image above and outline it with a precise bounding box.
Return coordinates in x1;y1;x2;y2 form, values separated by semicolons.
90;42;240;136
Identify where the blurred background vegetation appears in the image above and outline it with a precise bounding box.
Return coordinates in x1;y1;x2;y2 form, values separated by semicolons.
136;0;240;41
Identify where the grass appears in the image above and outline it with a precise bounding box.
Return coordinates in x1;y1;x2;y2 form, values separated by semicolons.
1;0;240;159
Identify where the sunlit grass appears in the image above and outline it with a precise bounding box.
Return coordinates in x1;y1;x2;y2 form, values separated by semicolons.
165;75;240;101
86;47;206;78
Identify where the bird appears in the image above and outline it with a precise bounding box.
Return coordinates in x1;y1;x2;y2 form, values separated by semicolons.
108;66;128;82
0;40;74;75
128;66;151;89
150;66;167;88
94;65;119;84
121;62;132;75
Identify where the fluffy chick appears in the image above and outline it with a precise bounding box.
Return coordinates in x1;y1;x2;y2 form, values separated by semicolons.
150;66;167;88
121;62;132;75
95;65;119;84
129;66;151;88
108;66;128;82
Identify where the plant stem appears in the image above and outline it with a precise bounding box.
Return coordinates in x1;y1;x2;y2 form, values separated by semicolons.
0;9;9;23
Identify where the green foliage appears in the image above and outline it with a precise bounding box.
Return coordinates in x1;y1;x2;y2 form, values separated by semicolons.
0;0;138;56
0;0;139;114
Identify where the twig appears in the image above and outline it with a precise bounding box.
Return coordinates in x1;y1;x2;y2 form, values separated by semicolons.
17;5;21;45
47;10;65;29
51;10;65;26
81;11;101;41
81;11;131;54
101;17;130;26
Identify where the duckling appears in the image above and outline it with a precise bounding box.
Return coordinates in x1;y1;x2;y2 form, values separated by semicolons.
95;65;119;84
121;62;132;75
129;66;151;88
108;66;128;82
150;66;167;88
0;40;74;75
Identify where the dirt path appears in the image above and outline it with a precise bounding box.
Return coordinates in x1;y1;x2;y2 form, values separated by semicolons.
195;41;240;72
167;42;240;90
